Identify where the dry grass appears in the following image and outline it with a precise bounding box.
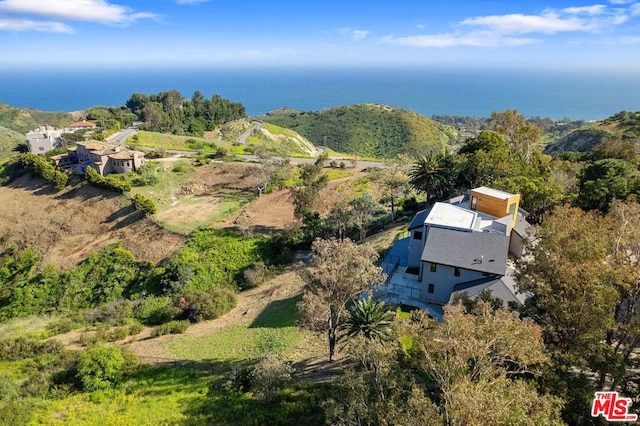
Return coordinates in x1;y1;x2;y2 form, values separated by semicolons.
0;174;185;269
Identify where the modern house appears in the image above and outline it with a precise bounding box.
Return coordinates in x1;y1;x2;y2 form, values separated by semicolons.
25;121;96;155
51;140;145;176
376;187;531;319
25;126;64;154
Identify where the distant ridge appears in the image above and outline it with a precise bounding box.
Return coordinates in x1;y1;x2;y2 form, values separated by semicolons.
544;111;640;156
260;104;455;158
0;102;73;134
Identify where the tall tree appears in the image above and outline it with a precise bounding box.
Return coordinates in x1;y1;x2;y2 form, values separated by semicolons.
404;304;563;425
297;238;384;361
409;152;457;205
490;109;542;162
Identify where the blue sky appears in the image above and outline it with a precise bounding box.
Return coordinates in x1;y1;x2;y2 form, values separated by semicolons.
1;0;639;70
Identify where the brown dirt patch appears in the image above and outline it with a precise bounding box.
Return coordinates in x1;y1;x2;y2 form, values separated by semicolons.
0;175;185;269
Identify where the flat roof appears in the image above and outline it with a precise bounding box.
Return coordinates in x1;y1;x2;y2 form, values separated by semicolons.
425;202;476;231
472;186;516;200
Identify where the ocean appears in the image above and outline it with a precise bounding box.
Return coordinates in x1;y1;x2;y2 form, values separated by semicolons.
0;67;638;121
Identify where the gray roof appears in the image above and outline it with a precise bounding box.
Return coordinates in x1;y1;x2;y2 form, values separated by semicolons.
408;208;430;230
513;213;532;238
421;227;509;275
451;276;524;307
451;267;528;306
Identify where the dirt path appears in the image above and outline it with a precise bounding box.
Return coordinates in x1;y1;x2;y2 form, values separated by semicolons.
125;271;307;359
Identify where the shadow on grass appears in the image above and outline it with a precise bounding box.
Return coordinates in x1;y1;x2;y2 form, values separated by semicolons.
180;374;332;426
249;294;302;329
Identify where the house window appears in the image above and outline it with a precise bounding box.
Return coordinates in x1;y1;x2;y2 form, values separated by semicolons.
428;283;434;293
126;162;130;167
508;203;516;216
454;267;461;277
471;196;477;210
430;263;437;273
413;231;423;240
39;146;44;151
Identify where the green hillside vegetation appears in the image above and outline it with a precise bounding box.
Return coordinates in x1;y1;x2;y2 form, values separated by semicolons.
0;126;24;158
260;104;455;158
0;102;73;134
544;110;640;156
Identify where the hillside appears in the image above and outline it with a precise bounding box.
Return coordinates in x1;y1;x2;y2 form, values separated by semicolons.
0;174;185;269
260;104;455;158
0;125;24;158
544;110;640;156
0;102;74;134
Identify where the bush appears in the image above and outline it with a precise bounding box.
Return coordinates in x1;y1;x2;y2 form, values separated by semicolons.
134;296;174;325
242;262;278;289
85;166;131;193
87;300;135;325
251;355;294;403
20;152;68;190
0;338;63;361
150;320;190;337
76;345;136;391
176;288;237;323
132;193;157;215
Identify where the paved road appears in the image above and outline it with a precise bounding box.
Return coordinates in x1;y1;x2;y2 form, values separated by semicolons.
106;122;140;145
235;121;262;147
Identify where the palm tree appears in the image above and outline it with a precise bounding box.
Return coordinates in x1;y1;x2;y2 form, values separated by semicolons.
343;296;395;342
409;152;456;205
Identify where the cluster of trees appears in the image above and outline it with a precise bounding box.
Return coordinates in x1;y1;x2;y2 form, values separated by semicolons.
125;90;246;136
517;200;640;423
295;238;564;424
0;227;287;325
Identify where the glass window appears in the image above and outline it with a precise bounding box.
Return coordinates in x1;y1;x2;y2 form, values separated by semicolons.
471;196;477;210
454;267;461;277
428;283;434;293
508;203;516;215
413;231;423;240
430;263;437;273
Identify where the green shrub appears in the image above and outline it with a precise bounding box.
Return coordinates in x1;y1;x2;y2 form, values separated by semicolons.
132;193;157;215
150;320;190;337
76;345;136;391
127;322;144;336
171;161;193;174
176;288;237;323
85;166;131;193
19;152;67;190
134;296;174;325
88;300;135;325
0;338;63;361
242;262;278;288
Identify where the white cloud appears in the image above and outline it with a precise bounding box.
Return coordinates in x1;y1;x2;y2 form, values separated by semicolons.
336;27;372;40
0;0;157;24
352;30;371;40
175;0;210;4
0;18;73;32
385;3;637;49
384;32;540;48
609;0;634;4
461;11;589;34
562;5;607;15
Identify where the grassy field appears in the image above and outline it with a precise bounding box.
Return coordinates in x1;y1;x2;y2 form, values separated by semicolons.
129;131;217;152
28;368;210;426
165;294;303;363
